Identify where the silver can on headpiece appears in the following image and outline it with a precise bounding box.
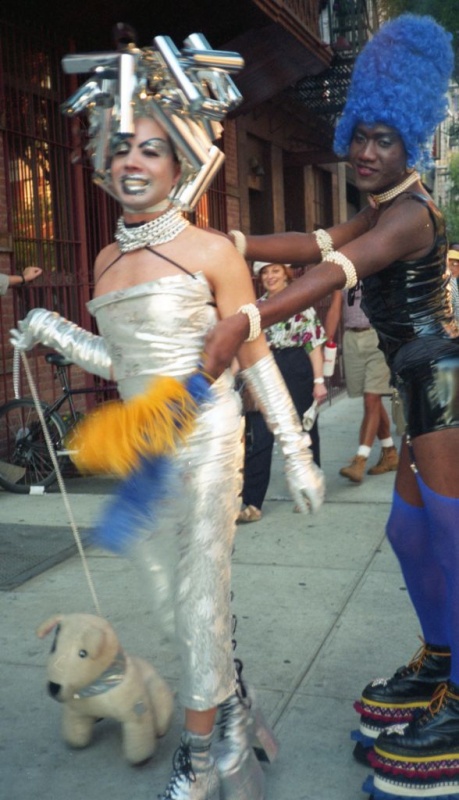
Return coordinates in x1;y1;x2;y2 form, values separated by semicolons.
61;26;244;211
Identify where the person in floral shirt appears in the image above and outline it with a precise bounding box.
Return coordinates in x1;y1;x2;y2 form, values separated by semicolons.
238;261;327;522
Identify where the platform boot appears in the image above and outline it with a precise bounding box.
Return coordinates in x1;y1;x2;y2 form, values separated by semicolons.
236;660;279;766
352;642;451;765
365;680;459;800
224;616;279;764
215;679;266;800
159;730;220;800
213;615;278;799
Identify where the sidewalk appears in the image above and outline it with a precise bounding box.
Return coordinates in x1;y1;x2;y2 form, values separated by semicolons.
1;394;417;800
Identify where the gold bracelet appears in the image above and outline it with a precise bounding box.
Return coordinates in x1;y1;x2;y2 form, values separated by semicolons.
326;250;358;289
314;229;334;260
237;303;261;342
229;230;247;257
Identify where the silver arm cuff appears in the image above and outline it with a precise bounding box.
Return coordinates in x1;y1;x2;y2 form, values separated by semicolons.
241;353;325;512
17;309;112;380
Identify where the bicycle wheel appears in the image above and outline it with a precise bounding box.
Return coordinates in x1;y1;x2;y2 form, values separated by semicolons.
0;398;67;493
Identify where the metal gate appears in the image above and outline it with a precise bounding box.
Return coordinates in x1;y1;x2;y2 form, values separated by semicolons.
0;19;228;409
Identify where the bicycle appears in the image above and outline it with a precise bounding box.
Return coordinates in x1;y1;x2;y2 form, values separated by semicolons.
0;352;117;494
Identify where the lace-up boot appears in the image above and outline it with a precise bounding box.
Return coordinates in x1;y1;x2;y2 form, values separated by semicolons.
222;658;278;764
339;454;367;483
368;446;399;475
159;730;220;800
356;642;451;738
215;691;265;800
214;657;278;800
369;682;459;797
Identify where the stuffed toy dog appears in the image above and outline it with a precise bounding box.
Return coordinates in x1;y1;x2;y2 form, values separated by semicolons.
37;613;174;765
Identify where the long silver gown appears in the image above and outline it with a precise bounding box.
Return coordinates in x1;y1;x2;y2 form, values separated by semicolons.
87;271;243;710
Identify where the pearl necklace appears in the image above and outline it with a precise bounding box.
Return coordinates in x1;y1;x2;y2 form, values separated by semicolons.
368;171;420;209
115;207;190;253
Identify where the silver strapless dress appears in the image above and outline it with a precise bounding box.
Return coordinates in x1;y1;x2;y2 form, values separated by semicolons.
88;273;243;710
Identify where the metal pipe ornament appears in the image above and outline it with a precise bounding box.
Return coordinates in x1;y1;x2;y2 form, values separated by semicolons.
61;29;244;210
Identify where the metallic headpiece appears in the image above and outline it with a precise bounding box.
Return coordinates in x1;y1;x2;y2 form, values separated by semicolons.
61;26;244;210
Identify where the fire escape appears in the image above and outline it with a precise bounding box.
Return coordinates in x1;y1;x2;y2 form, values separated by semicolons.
295;1;379;127
282;0;380;162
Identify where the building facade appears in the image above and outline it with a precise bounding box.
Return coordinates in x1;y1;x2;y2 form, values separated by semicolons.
0;1;378;412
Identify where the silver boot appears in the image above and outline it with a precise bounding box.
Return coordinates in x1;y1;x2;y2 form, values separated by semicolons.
214;617;278;799
232;658;279;764
245;685;279;765
159;730;220;800
215;690;265;800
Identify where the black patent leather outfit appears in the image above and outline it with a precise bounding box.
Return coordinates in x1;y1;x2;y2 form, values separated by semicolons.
361;193;459;437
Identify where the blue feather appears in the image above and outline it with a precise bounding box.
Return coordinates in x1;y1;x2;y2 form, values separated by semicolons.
91;371;213;555
186;372;213;405
91;456;173;554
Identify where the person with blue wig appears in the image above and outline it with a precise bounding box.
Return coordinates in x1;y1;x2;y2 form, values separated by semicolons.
204;13;459;800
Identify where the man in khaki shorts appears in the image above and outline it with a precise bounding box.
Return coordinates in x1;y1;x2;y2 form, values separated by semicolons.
325;285;399;483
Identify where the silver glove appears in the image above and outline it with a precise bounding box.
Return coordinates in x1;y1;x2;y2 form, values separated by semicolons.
241;353;325;513
10;308;112;380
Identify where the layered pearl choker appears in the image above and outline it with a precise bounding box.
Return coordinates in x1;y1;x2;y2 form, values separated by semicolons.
115;207;190;253
368;171;420;209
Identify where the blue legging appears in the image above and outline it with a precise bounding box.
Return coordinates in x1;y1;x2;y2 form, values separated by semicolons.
387;483;459;681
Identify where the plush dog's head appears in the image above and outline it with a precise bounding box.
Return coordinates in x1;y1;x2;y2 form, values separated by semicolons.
37;613;121;702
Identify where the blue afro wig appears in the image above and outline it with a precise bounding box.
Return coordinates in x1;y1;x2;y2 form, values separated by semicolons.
333;14;454;169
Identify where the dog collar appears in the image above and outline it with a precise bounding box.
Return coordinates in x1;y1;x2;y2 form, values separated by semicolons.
73;649;126;699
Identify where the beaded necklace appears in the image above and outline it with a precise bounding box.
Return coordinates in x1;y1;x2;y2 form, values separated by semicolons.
115;207;189;253
368;171;420;209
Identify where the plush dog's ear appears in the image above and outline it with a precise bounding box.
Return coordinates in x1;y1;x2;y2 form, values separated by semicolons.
36;614;64;638
82;625;106;659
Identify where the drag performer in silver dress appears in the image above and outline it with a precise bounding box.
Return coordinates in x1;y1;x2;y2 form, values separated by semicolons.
10;32;324;800
87;272;243;711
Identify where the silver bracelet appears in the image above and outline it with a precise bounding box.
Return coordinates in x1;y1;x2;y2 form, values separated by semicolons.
237;303;261;342
229;230;247;257
326;250;358;289
313;229;334;260
313;377;325;384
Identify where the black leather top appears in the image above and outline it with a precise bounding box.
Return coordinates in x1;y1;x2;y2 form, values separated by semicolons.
361;193;459;366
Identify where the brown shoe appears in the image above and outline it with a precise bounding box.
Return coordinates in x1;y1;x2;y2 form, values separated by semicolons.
237;505;262;523
368;446;399;475
339;455;367;483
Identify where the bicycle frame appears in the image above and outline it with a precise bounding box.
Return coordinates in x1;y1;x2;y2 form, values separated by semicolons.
0;353;117;493
42;353;118;428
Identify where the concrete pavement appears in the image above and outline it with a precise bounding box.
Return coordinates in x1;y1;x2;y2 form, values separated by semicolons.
0;393;418;800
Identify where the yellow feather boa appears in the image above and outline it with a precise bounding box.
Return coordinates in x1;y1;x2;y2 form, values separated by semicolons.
66;375;199;477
